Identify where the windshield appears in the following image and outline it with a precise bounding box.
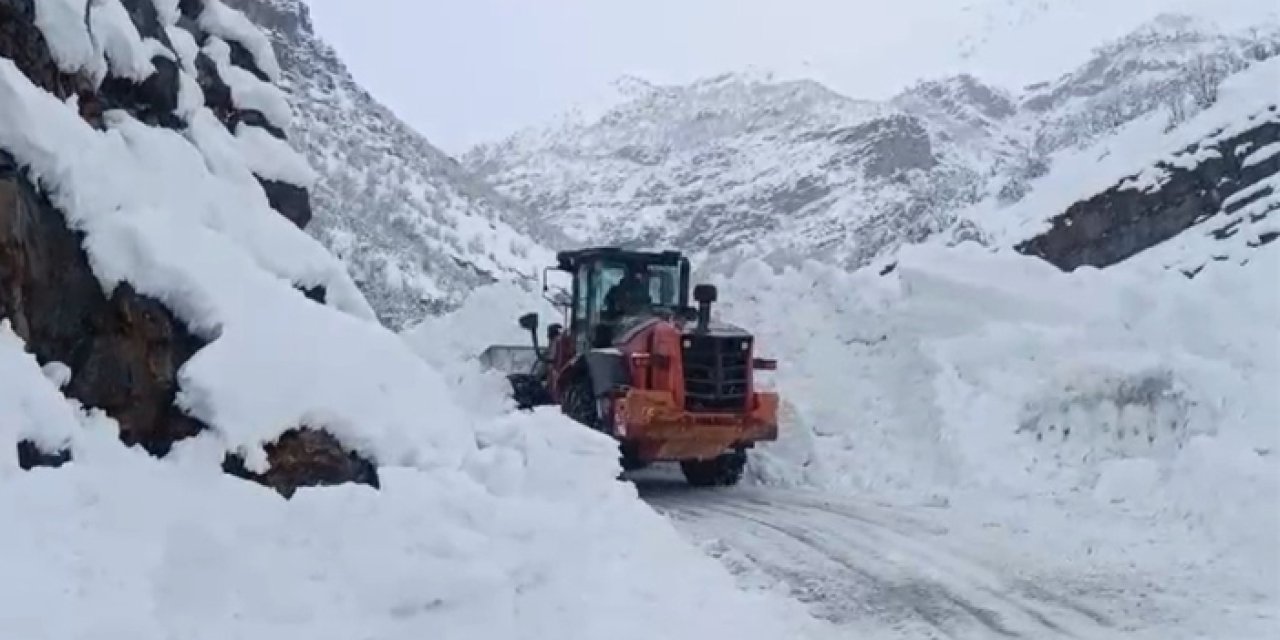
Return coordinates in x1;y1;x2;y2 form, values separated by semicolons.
594;261;681;315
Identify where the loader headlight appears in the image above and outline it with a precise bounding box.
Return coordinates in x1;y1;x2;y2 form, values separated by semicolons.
740;341;749;351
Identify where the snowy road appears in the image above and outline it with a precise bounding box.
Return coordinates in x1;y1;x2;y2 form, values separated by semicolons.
636;472;1129;640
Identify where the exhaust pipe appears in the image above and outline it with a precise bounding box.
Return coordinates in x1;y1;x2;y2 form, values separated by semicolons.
692;284;717;333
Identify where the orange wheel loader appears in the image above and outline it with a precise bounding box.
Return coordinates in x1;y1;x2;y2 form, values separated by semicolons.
480;247;779;487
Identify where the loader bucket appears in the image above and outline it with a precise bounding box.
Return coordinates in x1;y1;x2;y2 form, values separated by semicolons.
478;344;539;375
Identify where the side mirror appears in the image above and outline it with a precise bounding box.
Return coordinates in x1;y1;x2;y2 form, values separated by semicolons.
518;312;538;332
693;284;718;305
547;323;563;341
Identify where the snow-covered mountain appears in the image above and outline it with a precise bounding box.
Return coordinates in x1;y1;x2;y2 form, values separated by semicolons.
466;15;1279;273
221;0;558;328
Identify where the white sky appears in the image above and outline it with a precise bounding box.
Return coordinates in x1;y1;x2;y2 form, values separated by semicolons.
304;0;1278;154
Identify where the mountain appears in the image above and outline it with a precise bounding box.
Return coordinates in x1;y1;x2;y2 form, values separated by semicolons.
221;0;558;329
466;15;1279;274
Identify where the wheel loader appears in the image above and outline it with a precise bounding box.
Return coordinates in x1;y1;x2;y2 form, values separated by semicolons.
480;247;779;487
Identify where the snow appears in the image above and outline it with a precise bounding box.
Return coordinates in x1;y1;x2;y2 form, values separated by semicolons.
33;0;105;82
197;0;283;83
89;0;157;82
233;122;318;187
2;340;827;638
150;0;180;26
40;360;72;389
1243;140;1280;168
203;36;294;130
0;321;79;477
0;411;831;639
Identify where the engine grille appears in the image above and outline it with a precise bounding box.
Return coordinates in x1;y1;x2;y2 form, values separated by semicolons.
681;334;750;412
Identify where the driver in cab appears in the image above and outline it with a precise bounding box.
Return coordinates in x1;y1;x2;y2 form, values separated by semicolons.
603;267;651;319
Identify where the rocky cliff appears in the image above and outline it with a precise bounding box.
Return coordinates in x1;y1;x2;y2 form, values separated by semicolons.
0;0;373;495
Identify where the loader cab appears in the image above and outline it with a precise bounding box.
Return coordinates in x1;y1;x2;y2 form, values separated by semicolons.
554;248;691;353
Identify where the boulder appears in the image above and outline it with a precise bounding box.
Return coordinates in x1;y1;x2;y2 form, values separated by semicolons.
223;428;381;498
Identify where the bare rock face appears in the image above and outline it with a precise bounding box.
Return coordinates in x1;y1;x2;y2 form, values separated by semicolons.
0;0;376;494
1018;110;1280;272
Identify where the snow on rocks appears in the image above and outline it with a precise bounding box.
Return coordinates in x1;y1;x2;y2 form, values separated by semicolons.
232;120;317;187
196;0;281;82
0;54;443;469
150;0;181;26
89;0;157;82
202;35;293;130
33;0;107;83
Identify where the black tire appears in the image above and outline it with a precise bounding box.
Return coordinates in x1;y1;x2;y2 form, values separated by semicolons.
619;443;648;472
560;377;600;430
680;450;746;487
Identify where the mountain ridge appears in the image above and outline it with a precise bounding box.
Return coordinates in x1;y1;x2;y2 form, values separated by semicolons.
467;14;1280;274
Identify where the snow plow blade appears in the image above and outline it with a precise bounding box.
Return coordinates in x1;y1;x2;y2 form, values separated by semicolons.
611;388;779;461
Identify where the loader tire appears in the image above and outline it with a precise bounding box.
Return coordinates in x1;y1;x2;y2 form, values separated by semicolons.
619;443;648;472
561;377;599;431
681;450;746;487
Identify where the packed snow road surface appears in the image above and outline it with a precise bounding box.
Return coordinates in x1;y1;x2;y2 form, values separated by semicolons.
639;472;1131;640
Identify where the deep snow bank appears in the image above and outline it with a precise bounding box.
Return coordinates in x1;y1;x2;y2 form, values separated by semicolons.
716;240;1277;495
3;326;823;638
712;240;1278;597
0;3;828;638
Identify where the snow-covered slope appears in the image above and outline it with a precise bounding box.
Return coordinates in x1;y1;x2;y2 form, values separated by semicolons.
993;57;1280;275
468;16;1279;274
219;0;560;329
0;3;832;638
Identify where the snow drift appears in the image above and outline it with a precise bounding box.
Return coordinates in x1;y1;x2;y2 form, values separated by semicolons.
0;2;828;638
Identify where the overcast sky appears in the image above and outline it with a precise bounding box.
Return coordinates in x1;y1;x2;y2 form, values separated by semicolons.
303;0;1276;155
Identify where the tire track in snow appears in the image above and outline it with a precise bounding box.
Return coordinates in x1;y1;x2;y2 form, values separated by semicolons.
640;479;1119;639
760;493;1117;630
722;499;1064;636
